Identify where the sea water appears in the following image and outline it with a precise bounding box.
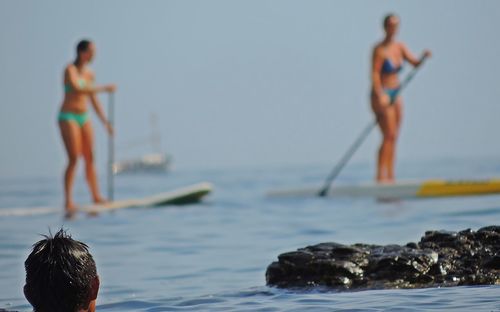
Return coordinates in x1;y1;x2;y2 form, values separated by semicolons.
1;158;500;311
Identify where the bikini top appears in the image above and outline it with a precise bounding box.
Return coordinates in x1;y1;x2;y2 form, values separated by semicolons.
64;78;87;93
381;58;403;74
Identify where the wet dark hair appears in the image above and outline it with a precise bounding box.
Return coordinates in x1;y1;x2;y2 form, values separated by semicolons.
383;13;398;29
24;229;97;312
76;39;92;56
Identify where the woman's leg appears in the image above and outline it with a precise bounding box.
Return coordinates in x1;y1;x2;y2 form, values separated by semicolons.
387;97;403;181
376;117;388;181
81;121;106;203
59;120;82;215
372;93;397;182
383;108;398;182
372;95;386;181
378;109;397;182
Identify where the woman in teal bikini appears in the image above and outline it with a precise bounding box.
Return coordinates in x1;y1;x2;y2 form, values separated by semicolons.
59;39;116;217
371;14;431;182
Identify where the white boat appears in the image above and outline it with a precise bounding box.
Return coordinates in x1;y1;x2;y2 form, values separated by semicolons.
112;153;172;175
267;178;500;199
113;113;172;175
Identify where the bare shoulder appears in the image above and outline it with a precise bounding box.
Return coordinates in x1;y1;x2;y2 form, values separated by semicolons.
373;41;384;51
372;42;385;57
63;63;77;81
64;63;76;74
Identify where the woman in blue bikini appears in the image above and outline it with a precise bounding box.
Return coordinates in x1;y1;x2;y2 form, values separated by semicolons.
58;39;116;217
371;14;431;182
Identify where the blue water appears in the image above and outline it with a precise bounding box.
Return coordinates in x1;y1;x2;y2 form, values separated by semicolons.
1;158;500;311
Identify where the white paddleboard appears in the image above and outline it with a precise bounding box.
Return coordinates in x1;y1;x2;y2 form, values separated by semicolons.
0;182;213;217
267;178;500;199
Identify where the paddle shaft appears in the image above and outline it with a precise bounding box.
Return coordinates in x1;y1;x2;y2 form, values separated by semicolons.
107;93;115;201
318;55;428;197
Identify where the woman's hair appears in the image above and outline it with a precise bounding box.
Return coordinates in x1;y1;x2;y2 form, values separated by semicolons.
24;229;97;312
76;39;92;56
383;13;398;29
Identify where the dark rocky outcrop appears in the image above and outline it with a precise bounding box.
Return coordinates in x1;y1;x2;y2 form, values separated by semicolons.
266;226;500;290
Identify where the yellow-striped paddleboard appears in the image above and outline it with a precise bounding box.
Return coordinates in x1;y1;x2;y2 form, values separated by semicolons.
267;179;500;199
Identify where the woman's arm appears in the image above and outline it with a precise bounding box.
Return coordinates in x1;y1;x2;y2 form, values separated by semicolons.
66;65;114;94
401;43;431;67
90;92;114;135
371;46;385;98
89;72;115;135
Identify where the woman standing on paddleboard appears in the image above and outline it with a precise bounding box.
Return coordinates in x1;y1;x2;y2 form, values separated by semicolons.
58;39;116;217
371;14;431;182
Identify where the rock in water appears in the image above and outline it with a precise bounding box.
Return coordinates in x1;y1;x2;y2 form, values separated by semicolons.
266;226;500;290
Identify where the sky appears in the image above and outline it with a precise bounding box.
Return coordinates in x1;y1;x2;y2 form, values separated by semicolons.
1;0;500;178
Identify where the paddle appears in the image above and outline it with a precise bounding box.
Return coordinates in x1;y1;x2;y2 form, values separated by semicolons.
107;92;115;201
318;54;429;197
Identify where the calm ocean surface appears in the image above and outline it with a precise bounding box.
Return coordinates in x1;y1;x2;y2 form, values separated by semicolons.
1;158;500;311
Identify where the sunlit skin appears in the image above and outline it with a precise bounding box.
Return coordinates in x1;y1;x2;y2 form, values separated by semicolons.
59;42;116;217
371;15;431;183
86;275;99;312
